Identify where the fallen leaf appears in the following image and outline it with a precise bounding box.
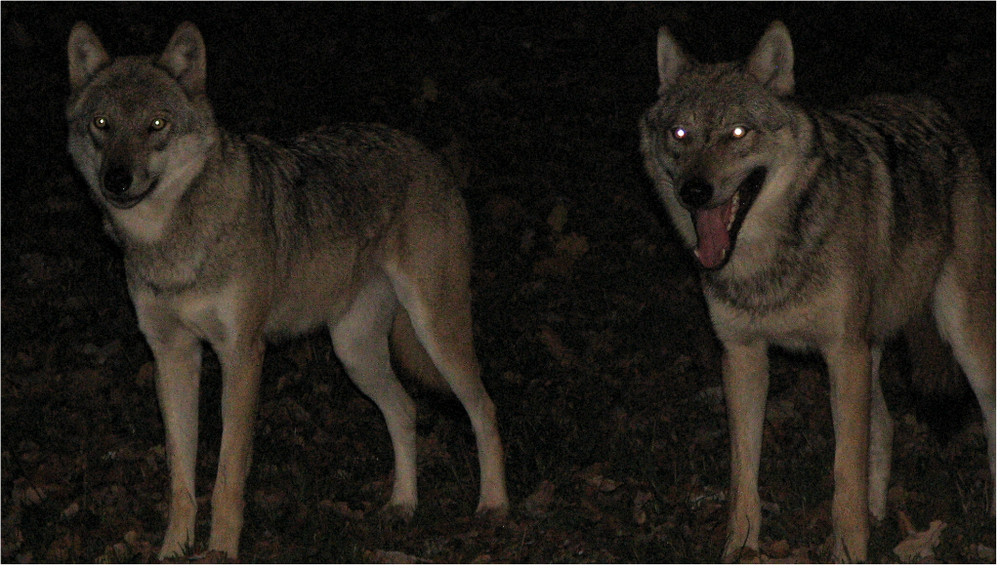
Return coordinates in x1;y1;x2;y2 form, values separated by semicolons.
763;539;790;559
632;490;653;525
547;202;568;233
326;501;364;520
554;232;589;259
522;480;555;518
893;519;946;562
764;546;812;563
365;549;432;563
537;326;575;365
60;502;80;519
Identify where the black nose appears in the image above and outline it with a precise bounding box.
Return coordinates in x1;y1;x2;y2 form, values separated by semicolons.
103;167;133;195
679;178;713;209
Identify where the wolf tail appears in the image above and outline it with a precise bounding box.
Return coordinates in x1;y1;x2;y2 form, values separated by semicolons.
905;307;967;398
390;309;451;392
901;307;976;436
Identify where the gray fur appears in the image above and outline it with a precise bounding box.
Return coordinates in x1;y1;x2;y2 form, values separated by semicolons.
67;21;509;560
640;20;994;562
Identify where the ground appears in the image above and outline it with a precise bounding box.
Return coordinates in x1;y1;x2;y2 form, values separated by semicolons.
1;3;995;563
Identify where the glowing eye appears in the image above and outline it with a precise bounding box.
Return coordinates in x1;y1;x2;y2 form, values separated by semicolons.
93;116;109;130
671;127;688;140
731;126;748;139
150;118;167;131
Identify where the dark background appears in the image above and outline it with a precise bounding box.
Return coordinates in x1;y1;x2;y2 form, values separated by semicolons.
2;2;994;562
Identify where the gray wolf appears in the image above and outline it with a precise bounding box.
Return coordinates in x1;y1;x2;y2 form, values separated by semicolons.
640;20;994;562
66;21;509;559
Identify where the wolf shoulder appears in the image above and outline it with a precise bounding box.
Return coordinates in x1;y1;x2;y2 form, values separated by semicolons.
832;93;978;157
231;123;463;236
241;123;457;197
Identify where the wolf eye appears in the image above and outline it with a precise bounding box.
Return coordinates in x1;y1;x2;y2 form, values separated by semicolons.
731;126;749;139
93;116;109;130
149;118;168;131
671;126;688;140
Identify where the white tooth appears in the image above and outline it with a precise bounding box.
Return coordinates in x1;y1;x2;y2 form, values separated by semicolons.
727;192;740;231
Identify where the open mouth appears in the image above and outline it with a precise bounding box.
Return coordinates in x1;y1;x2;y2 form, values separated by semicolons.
691;167;767;270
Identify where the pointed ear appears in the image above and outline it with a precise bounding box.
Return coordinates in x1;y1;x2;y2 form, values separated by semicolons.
656;26;692;89
68;22;110;91
158;22;206;94
747;20;794;96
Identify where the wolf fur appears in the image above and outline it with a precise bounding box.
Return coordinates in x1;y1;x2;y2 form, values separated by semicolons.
640;20;994;562
66;21;509;559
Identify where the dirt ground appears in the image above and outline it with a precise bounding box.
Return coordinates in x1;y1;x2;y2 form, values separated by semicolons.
1;2;994;563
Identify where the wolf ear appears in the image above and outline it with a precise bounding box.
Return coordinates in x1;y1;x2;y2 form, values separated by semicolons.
68;22;110;91
158;22;207;94
747;20;794;96
656;26;692;89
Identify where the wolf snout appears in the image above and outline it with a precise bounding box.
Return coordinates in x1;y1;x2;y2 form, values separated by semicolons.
679;177;713;209
103;166;133;196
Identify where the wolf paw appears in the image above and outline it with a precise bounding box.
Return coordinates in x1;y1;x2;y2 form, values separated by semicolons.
722;546;762;563
475;501;510;523
377;502;416;524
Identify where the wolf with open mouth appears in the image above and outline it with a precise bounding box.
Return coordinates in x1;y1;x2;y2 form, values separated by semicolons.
640;20;994;563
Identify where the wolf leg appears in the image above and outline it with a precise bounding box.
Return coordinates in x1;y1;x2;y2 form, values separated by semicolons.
824;340;871;562
207;335;265;558
147;332;203;559
331;275;418;517
720;340;769;561
134;295;204;560
387;265;509;517
933;262;996;477
868;344;893;521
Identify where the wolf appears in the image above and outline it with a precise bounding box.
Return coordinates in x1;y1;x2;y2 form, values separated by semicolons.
640;20;994;562
66;21;509;559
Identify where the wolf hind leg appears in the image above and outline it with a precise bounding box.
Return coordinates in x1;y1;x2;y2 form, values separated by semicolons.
868;344;893;521
385;260;509;517
331;275;419;517
932;261;996;477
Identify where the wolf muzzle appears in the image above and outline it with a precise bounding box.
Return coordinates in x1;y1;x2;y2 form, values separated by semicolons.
103;166;133;197
100;164;156;209
679;177;713;209
679;167;767;270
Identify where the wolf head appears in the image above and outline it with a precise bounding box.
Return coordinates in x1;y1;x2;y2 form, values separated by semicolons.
66;22;218;215
640;21;800;271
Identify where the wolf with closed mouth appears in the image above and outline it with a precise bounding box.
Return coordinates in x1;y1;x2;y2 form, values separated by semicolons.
640;20;994;562
66;21;509;559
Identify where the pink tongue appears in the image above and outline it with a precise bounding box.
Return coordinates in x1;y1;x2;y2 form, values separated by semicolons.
694;201;733;269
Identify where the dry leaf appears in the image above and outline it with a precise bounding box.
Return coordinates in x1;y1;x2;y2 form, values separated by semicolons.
537;326;575;365
366;549;432;563
893;519;946;562
632;491;653;525
547;202;568;233
522;480;555;518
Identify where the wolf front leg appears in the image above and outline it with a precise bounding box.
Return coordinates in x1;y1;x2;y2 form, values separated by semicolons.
824;340;872;562
207;335;266;559
720;340;769;562
141;320;203;560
